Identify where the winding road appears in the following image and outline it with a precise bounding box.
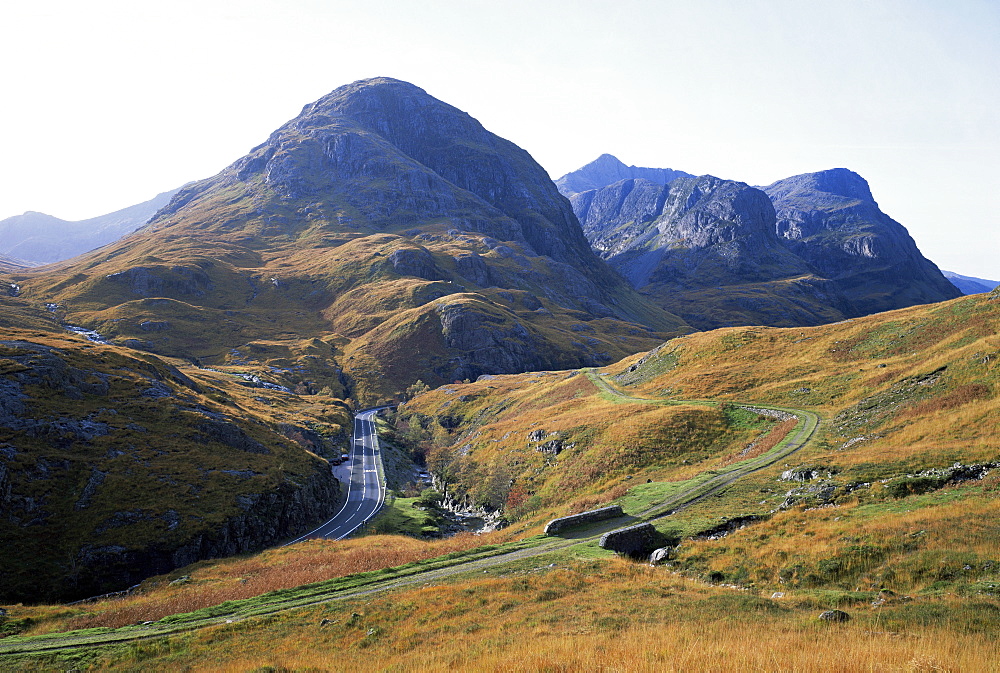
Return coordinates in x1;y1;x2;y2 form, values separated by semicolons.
286;408;387;544
0;379;821;658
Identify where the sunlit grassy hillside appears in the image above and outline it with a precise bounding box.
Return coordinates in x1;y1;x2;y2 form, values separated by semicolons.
2;291;997;671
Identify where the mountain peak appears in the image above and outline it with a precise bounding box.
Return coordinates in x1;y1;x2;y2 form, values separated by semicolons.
765;168;875;204
555;155;693;197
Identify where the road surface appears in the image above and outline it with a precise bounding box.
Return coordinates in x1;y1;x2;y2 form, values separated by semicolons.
286;408;387;543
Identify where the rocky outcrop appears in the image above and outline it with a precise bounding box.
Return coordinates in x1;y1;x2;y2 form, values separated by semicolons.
104;264;215;297
0;338;344;603
555;154;692;197
434;301;543;381
567;161;961;329
388;246;447;281
61;468;341;603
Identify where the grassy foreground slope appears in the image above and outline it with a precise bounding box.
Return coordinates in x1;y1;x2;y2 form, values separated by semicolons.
1;290;998;670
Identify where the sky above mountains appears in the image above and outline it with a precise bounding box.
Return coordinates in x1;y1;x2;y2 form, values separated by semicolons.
2;0;997;279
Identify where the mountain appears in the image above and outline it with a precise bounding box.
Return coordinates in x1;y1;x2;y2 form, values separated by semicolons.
7;78;687;405
555;153;693;197
763;168;961;317
566;158;961;329
0;188;182;265
0;78;693;602
942;270;999;295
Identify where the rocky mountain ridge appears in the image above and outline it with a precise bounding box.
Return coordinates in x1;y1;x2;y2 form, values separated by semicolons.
556;153;693;197
561;156;961;329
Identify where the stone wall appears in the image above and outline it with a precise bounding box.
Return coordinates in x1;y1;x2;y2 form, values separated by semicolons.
543;505;623;535
598;522;660;557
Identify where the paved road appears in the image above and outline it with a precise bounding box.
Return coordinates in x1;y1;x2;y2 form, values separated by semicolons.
286;408;387;543
0;380;824;657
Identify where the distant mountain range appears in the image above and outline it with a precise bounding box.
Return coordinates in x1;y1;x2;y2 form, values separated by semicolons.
557;156;962;329
0;187;181;265
941;270;999;295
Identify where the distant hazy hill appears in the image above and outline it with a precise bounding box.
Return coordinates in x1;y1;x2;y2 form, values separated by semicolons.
11;78;687;404
562;156;960;329
0;252;33;273
0;187;181;265
555;153;693;197
942;270;999;295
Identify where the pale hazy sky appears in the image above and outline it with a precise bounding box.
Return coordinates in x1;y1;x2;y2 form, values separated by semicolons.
2;0;997;278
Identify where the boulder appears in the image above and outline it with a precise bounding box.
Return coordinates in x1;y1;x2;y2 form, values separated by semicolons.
818;610;850;622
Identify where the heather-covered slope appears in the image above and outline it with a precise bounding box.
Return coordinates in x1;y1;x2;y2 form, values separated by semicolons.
398;288;1000;599
0;302;351;602
4;291;998;669
399;289;999;526
8;79;686;404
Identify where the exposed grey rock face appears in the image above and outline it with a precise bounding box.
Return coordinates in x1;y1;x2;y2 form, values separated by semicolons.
555;154;693;197
104;265;215;297
434;301;539;380
764;169;961;316
578;175;809;288
0;187;181;265
388;246;446;281
568;163;961;329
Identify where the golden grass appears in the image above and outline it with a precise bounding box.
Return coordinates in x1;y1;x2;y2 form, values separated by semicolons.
20;533;506;635
60;558;1000;672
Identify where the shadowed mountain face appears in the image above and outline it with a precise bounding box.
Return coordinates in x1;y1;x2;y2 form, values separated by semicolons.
9;79;686;403
565;159;960;329
0;188;181;265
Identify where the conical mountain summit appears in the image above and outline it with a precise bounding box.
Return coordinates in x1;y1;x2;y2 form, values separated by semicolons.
13;79;687;403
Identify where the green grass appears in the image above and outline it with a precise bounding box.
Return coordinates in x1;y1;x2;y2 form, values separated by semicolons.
369;495;442;537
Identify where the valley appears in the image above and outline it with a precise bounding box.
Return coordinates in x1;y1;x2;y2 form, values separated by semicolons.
0;76;997;670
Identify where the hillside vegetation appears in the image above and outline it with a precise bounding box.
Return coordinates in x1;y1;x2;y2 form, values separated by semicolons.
1;290;998;669
0;298;353;602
